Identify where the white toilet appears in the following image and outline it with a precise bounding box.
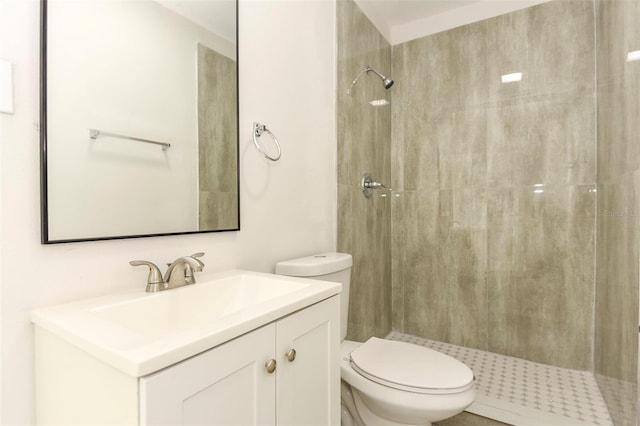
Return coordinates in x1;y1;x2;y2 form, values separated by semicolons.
276;252;476;426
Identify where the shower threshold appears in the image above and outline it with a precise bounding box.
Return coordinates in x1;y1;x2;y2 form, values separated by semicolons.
386;332;613;426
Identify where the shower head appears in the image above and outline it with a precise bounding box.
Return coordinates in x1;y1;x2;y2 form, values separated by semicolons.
366;66;394;89
347;65;394;94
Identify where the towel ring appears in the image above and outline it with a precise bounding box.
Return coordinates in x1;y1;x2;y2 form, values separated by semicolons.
253;122;281;162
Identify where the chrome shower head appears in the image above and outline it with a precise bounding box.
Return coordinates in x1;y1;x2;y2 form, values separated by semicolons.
347;65;395;94
365;66;394;89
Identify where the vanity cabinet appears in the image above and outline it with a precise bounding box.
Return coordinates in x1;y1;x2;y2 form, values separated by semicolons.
34;296;340;425
140;323;276;425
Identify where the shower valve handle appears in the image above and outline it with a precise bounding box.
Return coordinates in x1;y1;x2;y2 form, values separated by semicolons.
365;181;385;189
360;172;386;198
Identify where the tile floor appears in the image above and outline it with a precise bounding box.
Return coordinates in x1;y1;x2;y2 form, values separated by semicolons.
387;332;613;426
435;412;510;426
594;374;636;426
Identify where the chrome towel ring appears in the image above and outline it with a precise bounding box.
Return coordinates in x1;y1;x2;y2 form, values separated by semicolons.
253;122;281;162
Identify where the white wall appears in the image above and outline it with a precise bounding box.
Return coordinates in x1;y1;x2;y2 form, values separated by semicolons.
0;0;337;423
354;0;552;45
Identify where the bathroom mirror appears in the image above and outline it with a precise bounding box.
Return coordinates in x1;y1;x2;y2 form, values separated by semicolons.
40;0;239;243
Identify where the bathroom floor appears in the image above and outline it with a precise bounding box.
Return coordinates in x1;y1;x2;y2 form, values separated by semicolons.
435;412;510;426
387;332;613;426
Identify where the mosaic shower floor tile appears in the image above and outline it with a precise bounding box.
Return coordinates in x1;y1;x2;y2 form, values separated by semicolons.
386;332;613;426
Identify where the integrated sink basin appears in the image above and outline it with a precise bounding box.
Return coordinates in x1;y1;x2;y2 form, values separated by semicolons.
91;273;309;336
31;270;341;377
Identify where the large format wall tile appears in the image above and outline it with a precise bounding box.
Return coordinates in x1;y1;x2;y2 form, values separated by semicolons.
485;0;595;102
595;2;640;421
391;1;596;370
337;0;392;341
595;178;639;426
486;94;596;187
393;23;490;112
487;184;595;369
396;189;453;343
338;184;392;340
337;0;392;188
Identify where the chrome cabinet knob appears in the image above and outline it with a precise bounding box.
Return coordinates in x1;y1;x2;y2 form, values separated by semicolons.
265;359;277;374
285;349;297;362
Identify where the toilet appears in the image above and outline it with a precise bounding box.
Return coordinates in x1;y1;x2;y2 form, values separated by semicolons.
275;252;476;426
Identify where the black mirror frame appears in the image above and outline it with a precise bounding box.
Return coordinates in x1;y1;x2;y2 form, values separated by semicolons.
39;0;240;244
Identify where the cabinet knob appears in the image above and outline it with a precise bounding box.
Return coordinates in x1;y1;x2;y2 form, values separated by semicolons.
285;349;297;362
265;359;277;374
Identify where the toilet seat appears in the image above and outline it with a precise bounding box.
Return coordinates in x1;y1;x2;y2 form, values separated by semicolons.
350;337;474;395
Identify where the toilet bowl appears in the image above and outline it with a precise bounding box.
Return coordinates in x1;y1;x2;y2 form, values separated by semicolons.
341;339;475;425
276;253;476;425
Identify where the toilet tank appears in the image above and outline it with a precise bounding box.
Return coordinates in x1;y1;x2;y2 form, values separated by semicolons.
275;253;352;341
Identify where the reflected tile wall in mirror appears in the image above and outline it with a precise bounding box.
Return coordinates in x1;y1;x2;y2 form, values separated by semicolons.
198;44;238;230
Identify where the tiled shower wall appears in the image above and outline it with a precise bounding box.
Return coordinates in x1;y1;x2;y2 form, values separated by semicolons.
198;44;238;230
594;1;640;425
337;0;393;341
338;0;640;424
391;1;597;371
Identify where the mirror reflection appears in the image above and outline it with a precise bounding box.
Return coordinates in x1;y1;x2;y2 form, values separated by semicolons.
42;0;238;243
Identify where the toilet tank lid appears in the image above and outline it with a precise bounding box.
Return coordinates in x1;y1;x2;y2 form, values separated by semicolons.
275;252;352;277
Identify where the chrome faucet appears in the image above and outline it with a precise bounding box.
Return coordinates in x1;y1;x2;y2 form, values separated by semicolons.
164;253;204;289
130;253;205;292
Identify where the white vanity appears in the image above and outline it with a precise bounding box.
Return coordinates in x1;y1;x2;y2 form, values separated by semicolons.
31;270;341;425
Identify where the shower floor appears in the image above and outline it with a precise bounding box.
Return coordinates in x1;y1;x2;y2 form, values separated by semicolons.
386;332;613;426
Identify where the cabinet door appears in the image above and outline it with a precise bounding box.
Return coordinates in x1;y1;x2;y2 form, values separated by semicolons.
276;296;340;426
140;323;276;426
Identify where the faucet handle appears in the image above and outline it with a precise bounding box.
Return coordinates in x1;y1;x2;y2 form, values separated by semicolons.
129;260;165;292
183;253;205;285
190;252;205;268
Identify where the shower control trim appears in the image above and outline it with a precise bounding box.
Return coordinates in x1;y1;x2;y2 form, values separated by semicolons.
361;172;386;198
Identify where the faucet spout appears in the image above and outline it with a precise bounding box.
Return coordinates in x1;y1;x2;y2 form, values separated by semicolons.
131;253;205;292
164;254;205;289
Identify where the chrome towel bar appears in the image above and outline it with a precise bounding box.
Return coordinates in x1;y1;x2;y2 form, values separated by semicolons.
89;129;171;151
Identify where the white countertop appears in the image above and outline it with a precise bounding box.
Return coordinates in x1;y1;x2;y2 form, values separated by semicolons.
31;269;341;377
